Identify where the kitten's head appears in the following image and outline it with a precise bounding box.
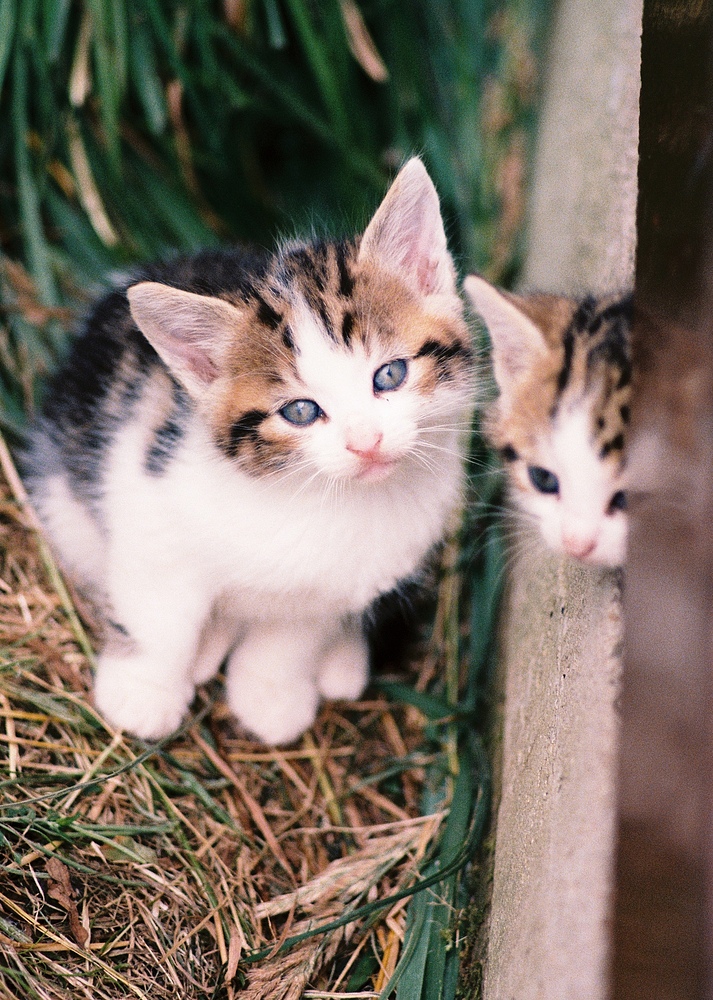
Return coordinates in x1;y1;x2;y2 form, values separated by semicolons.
465;276;632;567
128;159;473;486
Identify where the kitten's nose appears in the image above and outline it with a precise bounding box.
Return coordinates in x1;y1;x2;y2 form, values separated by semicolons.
563;534;597;560
346;429;383;458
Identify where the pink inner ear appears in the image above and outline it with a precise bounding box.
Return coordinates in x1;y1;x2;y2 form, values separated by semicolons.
179;345;218;384
128;282;247;393
369;220;446;297
416;253;439;296
359;158;454;298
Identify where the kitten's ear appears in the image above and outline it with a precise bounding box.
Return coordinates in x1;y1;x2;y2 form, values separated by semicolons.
359;158;456;297
464;275;549;392
128;282;245;396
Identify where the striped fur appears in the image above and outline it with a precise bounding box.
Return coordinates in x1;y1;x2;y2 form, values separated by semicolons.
465;276;631;566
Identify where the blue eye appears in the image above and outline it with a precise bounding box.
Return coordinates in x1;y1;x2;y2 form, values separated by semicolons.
373;359;408;393
279;399;322;426
528;466;559;495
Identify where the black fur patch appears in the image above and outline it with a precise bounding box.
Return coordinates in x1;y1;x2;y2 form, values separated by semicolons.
336;242;355;297
557;326;575;393
600;433;624;459
501;445;518;462
572;296;598;333
282;325;295;352
341;311;354;346
145;381;190;476
107;618;130;637
256;296;283;331
227;410;267;457
315;296;335;340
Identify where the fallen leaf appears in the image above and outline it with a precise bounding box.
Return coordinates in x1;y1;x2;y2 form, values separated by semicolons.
45;857;88;948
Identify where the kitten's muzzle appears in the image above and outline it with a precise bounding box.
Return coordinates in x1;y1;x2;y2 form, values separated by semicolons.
345;428;383;457
562;532;597;560
345;432;397;481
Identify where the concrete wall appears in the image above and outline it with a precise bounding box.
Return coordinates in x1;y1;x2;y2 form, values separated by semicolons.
483;2;643;998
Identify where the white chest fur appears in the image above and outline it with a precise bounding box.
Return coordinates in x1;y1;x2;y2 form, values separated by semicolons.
105;415;463;622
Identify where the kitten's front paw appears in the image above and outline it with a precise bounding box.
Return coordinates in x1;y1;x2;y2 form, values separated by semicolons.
317;635;369;701
94;653;194;739
226;651;319;745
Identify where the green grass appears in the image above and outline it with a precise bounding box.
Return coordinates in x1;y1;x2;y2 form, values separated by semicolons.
0;0;551;425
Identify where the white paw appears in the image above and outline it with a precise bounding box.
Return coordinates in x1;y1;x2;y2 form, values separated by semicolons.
94;653;194;739
317;635;369;701
226;668;319;745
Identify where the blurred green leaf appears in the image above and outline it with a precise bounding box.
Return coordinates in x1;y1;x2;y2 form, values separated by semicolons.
12;45;59;306
0;0;17;95
128;10;167;136
41;0;72;64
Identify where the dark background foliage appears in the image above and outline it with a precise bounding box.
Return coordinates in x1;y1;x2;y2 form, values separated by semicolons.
0;0;550;430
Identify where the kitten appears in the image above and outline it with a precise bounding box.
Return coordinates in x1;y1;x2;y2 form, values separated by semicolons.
464;276;631;567
23;159;474;744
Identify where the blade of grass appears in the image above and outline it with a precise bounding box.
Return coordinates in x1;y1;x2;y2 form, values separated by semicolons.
214;21;383;188
108;0;128;92
373;681;453;722
41;0;72;64
44;187;116;283
127;9;167;136
12;45;59;306
390;889;431;999
263;0;288;49
0;0;17;94
282;0;351;143
86;0;122;164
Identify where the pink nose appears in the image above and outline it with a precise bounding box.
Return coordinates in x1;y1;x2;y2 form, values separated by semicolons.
563;535;597;560
346;431;383;458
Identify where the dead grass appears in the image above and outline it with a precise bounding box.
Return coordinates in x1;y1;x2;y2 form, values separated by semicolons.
0;439;478;999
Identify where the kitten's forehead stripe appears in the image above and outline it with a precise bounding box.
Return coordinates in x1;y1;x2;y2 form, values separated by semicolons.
282;326;296;352
255;295;283;331
557;326;575;393
550;293;633;409
336;242;355;297
341;311;355;346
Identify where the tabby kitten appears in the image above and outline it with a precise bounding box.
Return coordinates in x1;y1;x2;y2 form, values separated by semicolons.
464;276;631;567
24;159;474;744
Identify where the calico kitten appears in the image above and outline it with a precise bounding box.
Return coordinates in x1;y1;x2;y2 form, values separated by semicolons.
23;159;474;744
464;275;631;567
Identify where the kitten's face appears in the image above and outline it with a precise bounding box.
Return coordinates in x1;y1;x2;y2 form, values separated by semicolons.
128;159;473;487
265;283;470;484
465;278;631;567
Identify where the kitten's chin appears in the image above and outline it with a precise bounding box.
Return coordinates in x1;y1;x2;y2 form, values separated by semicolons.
557;541;626;569
354;456;399;483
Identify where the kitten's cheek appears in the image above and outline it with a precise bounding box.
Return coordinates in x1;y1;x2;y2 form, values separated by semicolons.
605;521;628;567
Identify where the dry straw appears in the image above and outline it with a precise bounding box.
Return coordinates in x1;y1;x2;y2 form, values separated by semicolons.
0;435;490;999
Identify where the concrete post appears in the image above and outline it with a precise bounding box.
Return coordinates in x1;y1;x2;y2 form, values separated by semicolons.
483;2;643;998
